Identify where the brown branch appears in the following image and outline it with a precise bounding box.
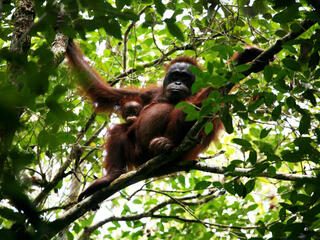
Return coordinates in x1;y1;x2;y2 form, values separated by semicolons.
137;159;316;183
51;32;69;66
15;0;60;50
0;0;35;177
80;191;225;239
242;19;316;76
110;31;234;86
83;120;106;147
109;41;203;85
0;1;40;231
222;19;317;94
42;119;315;239
44;121;202;239
150;214;256;230
38;202;75;214
179;161;317;182
144;189;206;226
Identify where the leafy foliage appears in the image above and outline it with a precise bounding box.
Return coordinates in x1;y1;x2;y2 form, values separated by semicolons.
0;0;320;239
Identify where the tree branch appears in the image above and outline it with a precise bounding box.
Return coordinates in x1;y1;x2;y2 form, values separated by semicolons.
109;39;208;85
242;19;316;76
33;113;97;206
0;0;35;177
150;214;257;229
40;13;319;240
79;190;226;239
179;161;317;182
122;6;150;71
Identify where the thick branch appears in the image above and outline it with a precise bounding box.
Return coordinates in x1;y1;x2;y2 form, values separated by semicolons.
51;32;69;66
0;1;35;177
44;122;202;239
44;149;315;239
178;161;317;182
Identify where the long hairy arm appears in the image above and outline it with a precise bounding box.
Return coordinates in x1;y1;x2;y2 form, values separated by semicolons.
66;39;142;112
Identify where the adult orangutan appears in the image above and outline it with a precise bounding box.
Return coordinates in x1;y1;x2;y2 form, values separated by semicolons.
66;40;268;201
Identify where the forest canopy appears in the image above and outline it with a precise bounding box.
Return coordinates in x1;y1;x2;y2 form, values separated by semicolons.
0;0;320;239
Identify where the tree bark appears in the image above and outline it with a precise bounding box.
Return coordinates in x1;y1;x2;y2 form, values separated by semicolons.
0;0;35;178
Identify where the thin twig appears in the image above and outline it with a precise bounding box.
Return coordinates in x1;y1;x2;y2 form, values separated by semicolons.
123;6;151;71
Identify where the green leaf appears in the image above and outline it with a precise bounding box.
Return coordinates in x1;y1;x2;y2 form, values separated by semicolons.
204;121;213;134
175;101;191;109
104;18;122;39
133;199;142;204
290;190;298;204
250;162;269;175
224;182;235;195
272;3;300;24
271;104;282;121
315;128;320;143
207;61;214;74
234;180;247;198
248;97;264;112
279;208;286;222
245;179;255;194
264;92;277;107
178;174;185;187
275;29;288;37
302;89;317;106
9;148;35;171
253;140;273;154
235;64;251;72
309;51;320;70
286;96;296;108
232;138;252;151
0;207;24;222
154;0;165;16
109;9;139;21
247;150;257;165
212;45;233;60
299;113;311;134
233;100;246;112
115;0;125;9
194;181;211;190
264;65;273;82
247;204;258;212
290;22;303;33
260;128;271;139
221;107;233;134
267;166;276;176
281;150;303;162
165;19;185;41
244;78;259;87
282;57;300;71
189;65;203;77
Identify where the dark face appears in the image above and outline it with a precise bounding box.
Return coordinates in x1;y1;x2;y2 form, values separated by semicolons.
121;101;142;124
163;62;196;102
